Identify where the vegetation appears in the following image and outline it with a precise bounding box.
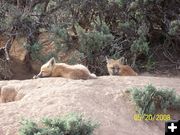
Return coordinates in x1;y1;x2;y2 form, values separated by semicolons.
19;113;98;135
77;22;114;74
129;85;180;115
0;0;179;78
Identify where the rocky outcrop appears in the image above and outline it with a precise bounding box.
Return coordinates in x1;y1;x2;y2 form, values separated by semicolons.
0;32;83;79
0;76;179;135
9;37;27;62
0;84;24;103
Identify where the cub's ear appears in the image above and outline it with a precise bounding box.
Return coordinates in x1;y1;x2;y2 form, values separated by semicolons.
105;56;111;64
106;56;114;64
48;57;56;66
105;56;109;63
118;57;125;64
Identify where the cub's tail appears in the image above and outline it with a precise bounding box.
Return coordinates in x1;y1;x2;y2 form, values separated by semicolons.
89;73;97;79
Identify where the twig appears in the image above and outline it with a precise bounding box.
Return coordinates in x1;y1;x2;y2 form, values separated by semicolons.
131;53;137;68
4;46;9;61
163;51;176;64
1;39;12;61
1;28;16;61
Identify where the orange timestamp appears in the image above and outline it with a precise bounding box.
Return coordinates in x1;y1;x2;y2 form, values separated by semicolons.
133;114;171;121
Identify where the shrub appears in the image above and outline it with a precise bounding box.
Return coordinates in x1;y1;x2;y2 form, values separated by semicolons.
144;56;156;71
129;85;180;115
24;42;57;63
24;43;42;61
1;0;180;77
131;36;149;56
168;20;180;36
50;25;85;65
77;25;113;58
19;113;98;135
51;25;70;52
114;0;126;6
77;22;114;75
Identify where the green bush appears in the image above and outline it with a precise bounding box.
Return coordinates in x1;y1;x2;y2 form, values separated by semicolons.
77;26;114;57
24;43;42;61
77;22;114;75
51;25;70;52
50;25;85;65
19;113;98;135
129;85;180;115
1;0;179;77
114;0;126;7
24;42;57;63
131;36;149;56
145;56;156;71
168;20;180;36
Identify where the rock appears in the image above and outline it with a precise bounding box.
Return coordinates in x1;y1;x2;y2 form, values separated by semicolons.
0;84;25;103
9;37;28;62
1;85;18;103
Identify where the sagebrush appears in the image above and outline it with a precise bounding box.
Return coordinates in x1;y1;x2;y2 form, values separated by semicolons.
19;113;98;135
130;85;180;115
0;0;180;77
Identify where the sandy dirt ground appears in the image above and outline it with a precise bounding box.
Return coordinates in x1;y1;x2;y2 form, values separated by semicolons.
0;76;179;135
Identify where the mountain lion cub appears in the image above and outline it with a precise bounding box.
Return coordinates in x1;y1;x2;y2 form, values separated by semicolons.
106;57;138;76
33;57;96;79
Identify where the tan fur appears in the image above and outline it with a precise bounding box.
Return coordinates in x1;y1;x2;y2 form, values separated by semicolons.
34;57;96;80
106;57;138;76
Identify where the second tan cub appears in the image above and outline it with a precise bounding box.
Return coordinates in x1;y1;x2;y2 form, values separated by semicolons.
33;57;96;80
106;57;137;76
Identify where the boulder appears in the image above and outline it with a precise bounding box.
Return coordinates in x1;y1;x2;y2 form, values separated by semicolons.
9;37;28;62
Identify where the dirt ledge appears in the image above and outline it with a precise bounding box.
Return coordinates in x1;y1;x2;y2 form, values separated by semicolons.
0;76;179;135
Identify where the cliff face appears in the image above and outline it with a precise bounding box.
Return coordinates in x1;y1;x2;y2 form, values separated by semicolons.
0;32;82;80
0;35;34;80
0;76;180;135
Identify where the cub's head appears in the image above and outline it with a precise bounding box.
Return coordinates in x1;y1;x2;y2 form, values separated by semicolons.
33;57;56;79
106;57;125;75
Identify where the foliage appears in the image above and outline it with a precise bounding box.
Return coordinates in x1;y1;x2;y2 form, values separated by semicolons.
105;0;180;70
24;43;42;61
19;113;98;135
131;36;149;56
114;0;126;6
0;0;180;77
77;24;113;57
51;25;72;52
50;24;84;65
50;20;114;75
144;56;156;71
129;85;180;115
24;42;56;63
77;22;114;75
168;20;180;36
